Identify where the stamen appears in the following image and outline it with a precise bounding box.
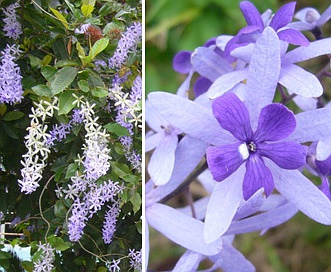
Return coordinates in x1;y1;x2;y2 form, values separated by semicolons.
248;141;256;152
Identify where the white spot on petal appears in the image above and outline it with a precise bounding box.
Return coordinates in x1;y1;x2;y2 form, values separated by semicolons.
239;143;249;160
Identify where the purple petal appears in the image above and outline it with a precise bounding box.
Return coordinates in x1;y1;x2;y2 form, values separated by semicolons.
269;2;296;30
148;133;178;186
146;203;221;255
193;76;212;97
212;92;253;141
172;50;192;74
207;69;248;99
243;155;274;200
315;155;331;176
148;92;234;145
258;141;307;169
191;47;233;81
240;1;264;28
204;165;244;243
279;64;323;97
268;162;331;225
177;69;194;97
277;28;310;46
245;27;280;129
206;142;246;182
289;107;331;143
254;103;296;142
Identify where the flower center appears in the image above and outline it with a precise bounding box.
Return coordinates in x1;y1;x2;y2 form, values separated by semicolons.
247;141;256;152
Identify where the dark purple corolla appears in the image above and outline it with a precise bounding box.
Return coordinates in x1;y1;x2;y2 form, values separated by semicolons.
206;92;307;200
225;1;309;56
314;155;331;199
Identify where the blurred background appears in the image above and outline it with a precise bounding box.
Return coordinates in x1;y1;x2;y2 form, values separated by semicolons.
146;0;331;271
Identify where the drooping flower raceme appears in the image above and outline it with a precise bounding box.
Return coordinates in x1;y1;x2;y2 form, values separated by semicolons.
2;2;22;40
206;92;307;200
0;44;23;105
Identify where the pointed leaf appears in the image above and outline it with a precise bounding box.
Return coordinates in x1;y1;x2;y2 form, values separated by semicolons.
49;7;69;29
50;67;78;95
58;90;75;115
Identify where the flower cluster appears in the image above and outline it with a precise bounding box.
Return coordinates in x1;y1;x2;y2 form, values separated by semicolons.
2;3;22;40
108;21;142;69
102;200;120;244
33;242;55;272
146;1;331;271
0;44;23;105
18;99;58;194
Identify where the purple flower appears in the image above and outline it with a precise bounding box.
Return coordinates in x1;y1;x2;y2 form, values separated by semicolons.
102;201;120;244
0;44;23;104
224;1;309;56
206;92;307;200
2;3;22;40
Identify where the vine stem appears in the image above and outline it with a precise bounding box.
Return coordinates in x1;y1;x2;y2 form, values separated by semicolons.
39;174;55;241
160;160;208;204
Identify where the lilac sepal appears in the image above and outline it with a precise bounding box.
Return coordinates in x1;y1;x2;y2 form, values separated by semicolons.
258;142;307;169
240;1;264;28
145;220;149;272
243;155;274;200
177;196;210;221
172;50;192;74
191;47;233;81
148;133;178;186
318;5;331;26
147;203;222;255
204;165;244;243
289;107;331;143
207;69;248;99
145;132;163;152
279;64;323;97
319;177;331;200
226;200;298;235
172;251;201;272
148;92;234;145
292;95;317;111
146;136;208;205
315;156;331;176
177;69;194;97
245;27;280;129
316;137;331;160
233;188;265;220
282;38;331;64
145;100;169;132
269;161;331;224
269;2;296;30
210;239;255;272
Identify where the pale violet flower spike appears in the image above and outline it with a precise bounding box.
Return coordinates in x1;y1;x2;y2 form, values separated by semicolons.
2;3;22;40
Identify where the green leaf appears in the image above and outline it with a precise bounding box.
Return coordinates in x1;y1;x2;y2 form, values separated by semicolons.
78;80;90;92
54;200;67;218
81;5;94;17
130;191;141;214
88;38;109;60
2;111;24;121
0;104;7;116
48;235;70;251
104;123;130;136
65;162;78;179
136;221;142;234
58;90;76;115
41;66;57;82
32;84;53;97
41;54;52;66
76;42;91;66
55;60;80;68
50;7;69;29
50;67;78;95
91;87;108;98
